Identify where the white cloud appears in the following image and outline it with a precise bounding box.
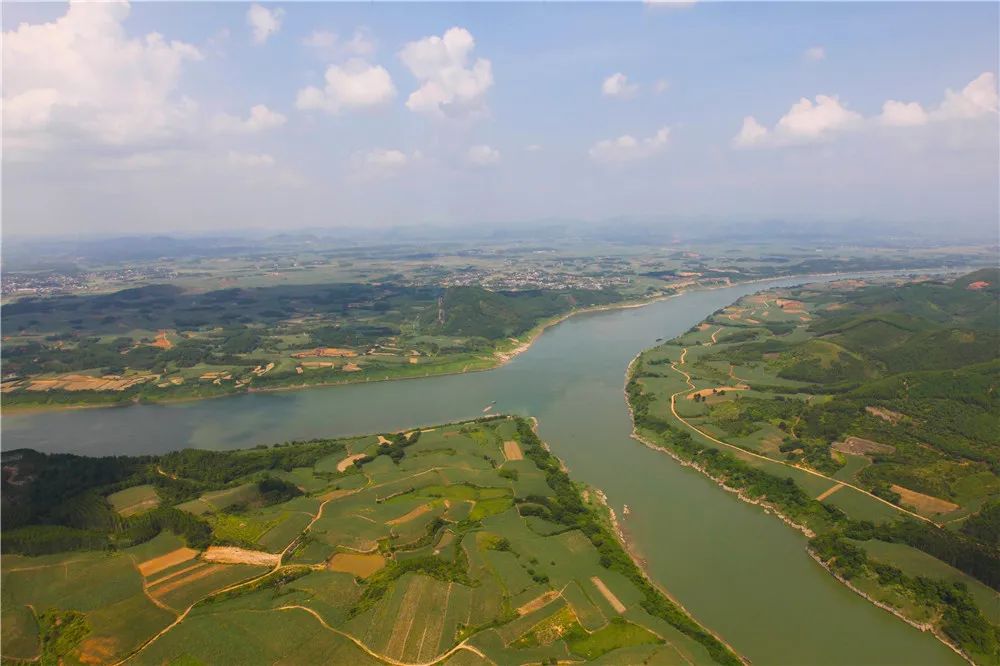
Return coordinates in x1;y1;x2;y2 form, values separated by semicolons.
525;144;542;152
302;28;375;59
733;116;769;147
589;127;670;163
735;95;861;147
2;1;202;153
400;27;493;117
776;95;862;140
803;46;826;62
213;104;286;133
228;150;275;168
602;73;639;98
879;100;929;127
739;72;999;149
466;144;500;166
653;79;670;94
247;4;283;45
295;59;396;113
935;72;998;120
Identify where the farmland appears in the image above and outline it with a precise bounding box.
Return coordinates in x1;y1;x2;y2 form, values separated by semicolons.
627;269;1000;664
0;417;742;665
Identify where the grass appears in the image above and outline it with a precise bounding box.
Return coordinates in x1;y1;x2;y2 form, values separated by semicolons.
107;484;161;517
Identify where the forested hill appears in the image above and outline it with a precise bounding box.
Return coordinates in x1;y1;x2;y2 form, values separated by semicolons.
420;286;623;339
627;270;999;662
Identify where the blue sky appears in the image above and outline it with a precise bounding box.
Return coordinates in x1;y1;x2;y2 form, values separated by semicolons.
4;2;998;237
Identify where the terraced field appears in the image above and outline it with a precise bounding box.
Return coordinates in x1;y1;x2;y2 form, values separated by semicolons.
0;417;742;665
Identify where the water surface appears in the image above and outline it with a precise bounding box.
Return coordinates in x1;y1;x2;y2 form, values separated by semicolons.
2;277;960;665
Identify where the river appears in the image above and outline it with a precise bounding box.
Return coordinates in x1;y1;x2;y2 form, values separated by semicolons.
2;277;960;665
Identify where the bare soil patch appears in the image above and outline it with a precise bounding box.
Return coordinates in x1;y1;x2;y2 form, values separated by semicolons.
337;453;368;472
387;504;431;526
138;547;199;577
343;362;362;372
832;436;895;456
815;483;845;502
516;590;560;616
590;576;626;613
865;406;905;424
150;564;226;599
503;441;524;461
686;386;749;400
291;347;357;358
327;552;386;578
147;562;207;587
27;373;154;392
150;331;173;350
77;636;119;665
202;546;280;567
890;485;959;515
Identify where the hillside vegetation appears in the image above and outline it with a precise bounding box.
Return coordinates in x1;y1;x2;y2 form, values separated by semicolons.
627;270;1000;664
1;417;740;666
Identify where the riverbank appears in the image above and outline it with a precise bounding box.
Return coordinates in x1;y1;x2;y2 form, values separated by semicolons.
591;486;751;665
621;319;987;664
3;267;956;416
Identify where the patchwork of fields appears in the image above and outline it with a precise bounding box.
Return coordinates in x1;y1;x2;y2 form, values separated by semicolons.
1;417;742;665
627;271;1000;664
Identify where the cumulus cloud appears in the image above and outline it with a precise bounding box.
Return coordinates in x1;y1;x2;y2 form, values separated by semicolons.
803;46;826;62
739;72;998;149
247;4;283;45
365;148;409;168
935;72;999;120
3;1;202;152
879;100;929;127
466;144;500;166
213;104;286;133
589;127;670;163
302;28;375;59
733;116;769;147
400;27;493;117
602;73;638;98
734;95;861;147
295;59;396;113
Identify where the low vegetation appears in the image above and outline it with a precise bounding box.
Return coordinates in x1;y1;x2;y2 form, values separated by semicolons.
627;271;1000;664
1;417;741;665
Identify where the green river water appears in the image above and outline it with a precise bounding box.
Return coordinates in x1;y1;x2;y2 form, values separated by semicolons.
2;277;960;665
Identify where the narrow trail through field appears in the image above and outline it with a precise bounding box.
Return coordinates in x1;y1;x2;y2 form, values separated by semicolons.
118;463;497;665
275;604;492;666
667;348;935;526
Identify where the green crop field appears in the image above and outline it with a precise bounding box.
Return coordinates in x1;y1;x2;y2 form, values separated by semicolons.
0;416;743;665
627;270;1000;664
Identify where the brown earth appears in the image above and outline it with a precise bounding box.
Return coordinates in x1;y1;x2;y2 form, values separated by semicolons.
386;504;431;526
891;485;959;515
150;331;173;350
137;548;199;577
336;453;368;472
202;546;280;567
865;406;905;424
503;441;524;461
590;576;626;613
149;564;227;599
832;436;895;456
327;552;386;578
291;347;357;358
516;590;560;616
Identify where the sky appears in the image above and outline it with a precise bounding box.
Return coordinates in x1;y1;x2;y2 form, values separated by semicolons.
3;1;998;238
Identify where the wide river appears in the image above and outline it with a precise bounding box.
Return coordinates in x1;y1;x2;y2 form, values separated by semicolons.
3;277;960;665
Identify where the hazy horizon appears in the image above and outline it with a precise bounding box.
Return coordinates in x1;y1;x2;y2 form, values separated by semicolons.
4;1;999;238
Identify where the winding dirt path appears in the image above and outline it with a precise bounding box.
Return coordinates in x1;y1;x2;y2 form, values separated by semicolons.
667;348;934;526
276;604;492;666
